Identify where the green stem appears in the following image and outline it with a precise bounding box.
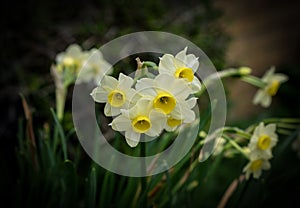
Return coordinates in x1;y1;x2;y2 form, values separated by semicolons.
196;68;253;97
56;86;67;121
222;127;252;139
140;141;147;208
240;75;266;88
222;135;249;159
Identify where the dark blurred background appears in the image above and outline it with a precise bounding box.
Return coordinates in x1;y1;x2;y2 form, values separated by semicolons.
1;0;300;206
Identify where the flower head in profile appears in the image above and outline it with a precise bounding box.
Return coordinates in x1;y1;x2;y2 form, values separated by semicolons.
158;47;201;92
136;73;194;122
55;44;89;73
243;156;271;179
90;73;137;116
111;98;166;147
78;49;113;84
165;97;197;132
248;122;278;159
253;67;288;107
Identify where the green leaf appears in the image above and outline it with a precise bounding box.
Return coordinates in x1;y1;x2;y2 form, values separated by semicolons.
50;108;68;160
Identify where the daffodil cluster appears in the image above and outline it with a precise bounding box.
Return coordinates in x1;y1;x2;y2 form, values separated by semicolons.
51;44;112;120
91;48;200;147
243;122;278;179
53;44;112;86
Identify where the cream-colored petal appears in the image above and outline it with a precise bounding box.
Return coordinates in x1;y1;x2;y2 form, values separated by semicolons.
174;57;186;69
110;106;121;117
264;123;276;135
146;110;166;136
136;78;156;97
185;54;199;72
158;54;176;74
174;47;188;64
125;131;140;147
261;95;272;108
273;74;288;83
101;75;118;91
262;67;275;82
170;79;192;100
262;160;271;170
190;77;201;93
253;169;262;179
111;115;131;131
253;90;265;105
90;87;108;103
118;73;134;90
104;103;112;116
186;97;198;109
66;44;82;58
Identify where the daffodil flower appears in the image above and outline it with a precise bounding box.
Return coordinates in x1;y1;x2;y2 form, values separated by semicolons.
90;73;137;116
135;74;193;121
243;156;271;179
248;122;278;159
78;49;113;84
55;44;89;73
253;67;288;107
158;47;201;93
110;98;166;147
165;97;197;131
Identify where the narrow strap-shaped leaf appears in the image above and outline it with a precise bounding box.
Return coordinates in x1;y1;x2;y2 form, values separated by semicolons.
50;108;67;160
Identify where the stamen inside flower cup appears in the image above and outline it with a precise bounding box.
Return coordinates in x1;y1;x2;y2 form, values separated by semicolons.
167;118;182;127
132;116;152;133
153;92;176;114
250;159;263;171
267;80;280;96
175;67;194;82
257;135;271;150
108;90;126;107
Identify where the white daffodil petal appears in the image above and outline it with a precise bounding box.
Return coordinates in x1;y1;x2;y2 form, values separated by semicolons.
136;78;156;96
185;54;199;72
262;67;275;82
110;106;121;117
111;115;131;132
273;74;288;83
159;54;176;73
265;123;276;134
90;87;108;103
171;79;192;100
101;75;118;90
253;90;264;105
125;131;140;147
104;103;112;116
174;57;186;69
174;47;188;63
118;73;134;90
261;95;272;108
155;74;177;92
190;77;201;92
147;110;166;136
186;97;198;109
67;44;82;58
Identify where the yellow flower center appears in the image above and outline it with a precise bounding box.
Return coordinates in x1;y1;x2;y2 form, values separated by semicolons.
257;134;271;150
63;57;76;67
167;118;182;127
108;90;126;107
175;67;194;82
267;80;280;96
132;116;151;133
153;92;176;114
250;159;263;171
